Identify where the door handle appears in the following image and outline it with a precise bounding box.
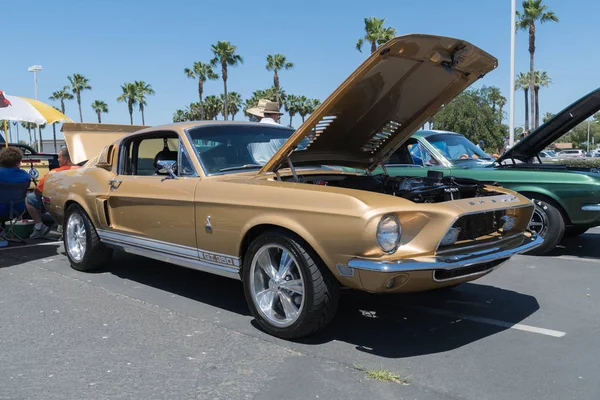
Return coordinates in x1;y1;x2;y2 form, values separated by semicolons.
108;179;122;190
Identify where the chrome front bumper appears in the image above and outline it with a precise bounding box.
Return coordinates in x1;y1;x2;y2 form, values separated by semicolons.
346;232;543;273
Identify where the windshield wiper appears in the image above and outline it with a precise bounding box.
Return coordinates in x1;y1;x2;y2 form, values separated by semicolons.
219;164;263;172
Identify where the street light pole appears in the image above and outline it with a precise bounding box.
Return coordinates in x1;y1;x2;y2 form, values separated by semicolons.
587;119;591;153
509;0;516;148
28;65;43;152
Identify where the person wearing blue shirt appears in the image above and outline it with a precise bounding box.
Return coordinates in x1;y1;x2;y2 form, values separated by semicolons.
0;147;31;247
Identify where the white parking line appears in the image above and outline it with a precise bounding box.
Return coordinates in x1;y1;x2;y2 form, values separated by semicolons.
410;306;566;338
554;256;600;264
0;241;62;251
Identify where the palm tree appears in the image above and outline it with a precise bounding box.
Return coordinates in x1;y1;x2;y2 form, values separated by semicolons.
266;54;294;107
356;17;396;54
185;61;219;120
284;94;301;127
21;122;35;145
117;82;138;125
532;71;552;129
67;73;92;122
51;106;62;152
91;100;109;123
485;86;507;124
308;99;321;118
296;96;309;123
135;81;155;125
173;109;188;123
221;92;242;120
48;86;74;114
204;95;223;120
210;41;243;120
515;72;531;131
542;112;555;124
0;121;9;142
516;0;559;133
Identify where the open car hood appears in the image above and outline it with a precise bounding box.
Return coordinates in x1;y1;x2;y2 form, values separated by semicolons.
259;34;497;173
62;123;147;164
498;88;600;163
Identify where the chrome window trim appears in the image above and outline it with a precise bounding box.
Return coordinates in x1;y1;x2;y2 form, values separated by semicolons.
116;129;197;177
183;127;210;177
178;141;199;177
182;124;296;177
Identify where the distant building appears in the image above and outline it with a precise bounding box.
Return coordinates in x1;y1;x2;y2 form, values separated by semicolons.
549;142;573;151
40;139;66;154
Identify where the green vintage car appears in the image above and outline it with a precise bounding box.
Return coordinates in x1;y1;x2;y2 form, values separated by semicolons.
375;88;600;255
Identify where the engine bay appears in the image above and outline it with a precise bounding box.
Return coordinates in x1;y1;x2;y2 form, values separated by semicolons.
284;170;501;203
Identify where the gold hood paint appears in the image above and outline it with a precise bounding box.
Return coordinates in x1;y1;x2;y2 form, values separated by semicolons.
260;34;497;173
61;123;148;164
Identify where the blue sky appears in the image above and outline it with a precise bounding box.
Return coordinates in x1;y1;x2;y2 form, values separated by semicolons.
2;0;598;143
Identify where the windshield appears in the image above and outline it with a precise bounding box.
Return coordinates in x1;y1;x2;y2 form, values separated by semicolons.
425;133;494;165
187;124;308;174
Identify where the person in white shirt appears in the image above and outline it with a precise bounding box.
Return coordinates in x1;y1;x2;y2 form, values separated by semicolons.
246;98;269;122
259;101;283;125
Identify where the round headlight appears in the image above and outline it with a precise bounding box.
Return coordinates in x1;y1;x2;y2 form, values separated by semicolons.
377;214;401;253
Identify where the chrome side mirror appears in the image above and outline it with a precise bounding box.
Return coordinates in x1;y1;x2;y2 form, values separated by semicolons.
157;160;178;181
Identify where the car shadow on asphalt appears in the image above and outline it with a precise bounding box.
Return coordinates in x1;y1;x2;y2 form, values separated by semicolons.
294;283;540;358
98;251;539;357
0;242;62;269
549;230;600;259
105;251;251;316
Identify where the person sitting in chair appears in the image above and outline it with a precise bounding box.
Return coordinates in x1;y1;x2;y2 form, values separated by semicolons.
25;147;78;239
0;147;31;247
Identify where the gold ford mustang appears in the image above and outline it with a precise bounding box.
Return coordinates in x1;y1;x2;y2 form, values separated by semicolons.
43;34;542;339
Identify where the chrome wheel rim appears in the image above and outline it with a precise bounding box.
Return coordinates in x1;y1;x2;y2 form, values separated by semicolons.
66;213;87;262
529;201;549;237
249;244;305;328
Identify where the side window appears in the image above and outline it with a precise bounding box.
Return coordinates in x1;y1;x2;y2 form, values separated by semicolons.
409;143;439;166
120;134;181;176
136;138;178;175
408;144;424;166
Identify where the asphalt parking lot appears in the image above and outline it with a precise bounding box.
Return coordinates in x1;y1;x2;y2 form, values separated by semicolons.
1;229;599;400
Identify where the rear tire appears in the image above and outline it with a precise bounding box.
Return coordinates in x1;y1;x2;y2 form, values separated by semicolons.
242;230;339;339
63;204;113;272
524;197;565;255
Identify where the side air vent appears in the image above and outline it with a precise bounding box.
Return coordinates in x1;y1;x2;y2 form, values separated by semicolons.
360;120;402;153
306;115;337;146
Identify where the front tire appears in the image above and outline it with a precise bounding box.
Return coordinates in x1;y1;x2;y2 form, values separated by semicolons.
525;197;565;255
242;231;339;339
64;204;113;272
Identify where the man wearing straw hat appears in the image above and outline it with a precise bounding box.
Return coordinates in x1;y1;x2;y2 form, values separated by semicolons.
259;100;284;125
246;98;269;122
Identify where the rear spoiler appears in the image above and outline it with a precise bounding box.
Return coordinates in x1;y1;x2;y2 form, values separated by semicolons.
61;123;148;164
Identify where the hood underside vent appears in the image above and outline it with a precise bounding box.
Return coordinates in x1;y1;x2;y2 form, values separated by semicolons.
361;120;402;153
306;115;338;146
258;34;498;174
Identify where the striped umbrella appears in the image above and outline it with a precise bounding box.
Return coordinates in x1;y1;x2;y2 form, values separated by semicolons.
0;90;73;147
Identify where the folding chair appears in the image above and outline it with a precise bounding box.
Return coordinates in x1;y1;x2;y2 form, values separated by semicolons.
0;180;31;244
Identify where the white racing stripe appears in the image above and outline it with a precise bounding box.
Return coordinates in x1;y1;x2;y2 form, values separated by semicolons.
409;306;566;338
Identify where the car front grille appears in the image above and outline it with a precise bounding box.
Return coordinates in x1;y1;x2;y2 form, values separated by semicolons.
453;210;508;242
